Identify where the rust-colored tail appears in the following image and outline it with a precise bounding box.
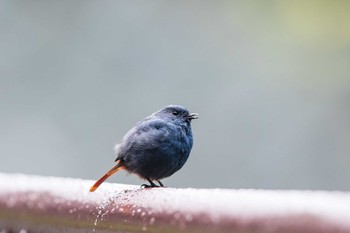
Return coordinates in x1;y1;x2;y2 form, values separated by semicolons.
89;160;124;192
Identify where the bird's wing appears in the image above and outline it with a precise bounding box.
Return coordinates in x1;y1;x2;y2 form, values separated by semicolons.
115;118;176;158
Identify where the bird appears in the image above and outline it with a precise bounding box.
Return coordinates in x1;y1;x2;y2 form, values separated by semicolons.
89;105;198;192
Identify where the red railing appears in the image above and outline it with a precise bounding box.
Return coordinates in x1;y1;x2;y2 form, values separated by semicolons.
0;173;350;233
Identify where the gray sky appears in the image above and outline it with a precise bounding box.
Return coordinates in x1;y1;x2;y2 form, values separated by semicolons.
1;1;350;190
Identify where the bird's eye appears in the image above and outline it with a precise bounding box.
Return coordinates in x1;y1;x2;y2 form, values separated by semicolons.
172;111;179;116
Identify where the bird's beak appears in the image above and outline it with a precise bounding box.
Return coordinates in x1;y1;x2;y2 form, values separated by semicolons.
188;113;199;120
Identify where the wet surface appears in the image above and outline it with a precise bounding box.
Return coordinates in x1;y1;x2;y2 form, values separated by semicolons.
1;173;350;233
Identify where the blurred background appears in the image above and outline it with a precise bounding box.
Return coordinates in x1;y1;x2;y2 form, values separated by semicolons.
1;1;350;190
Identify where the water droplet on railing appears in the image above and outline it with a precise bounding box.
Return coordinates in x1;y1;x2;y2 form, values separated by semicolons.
149;217;155;225
185;214;193;222
93;196;114;232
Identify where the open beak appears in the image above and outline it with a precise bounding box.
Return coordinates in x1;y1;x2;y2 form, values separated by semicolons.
188;113;199;120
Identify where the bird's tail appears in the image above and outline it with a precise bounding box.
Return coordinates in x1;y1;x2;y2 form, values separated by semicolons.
89;160;124;192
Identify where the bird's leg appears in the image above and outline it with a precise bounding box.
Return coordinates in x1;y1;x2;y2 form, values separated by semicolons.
157;180;164;187
141;178;159;188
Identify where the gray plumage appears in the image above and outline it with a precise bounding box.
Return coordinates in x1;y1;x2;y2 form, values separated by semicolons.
90;105;198;191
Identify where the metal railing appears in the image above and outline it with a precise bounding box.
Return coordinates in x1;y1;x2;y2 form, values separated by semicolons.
0;173;350;233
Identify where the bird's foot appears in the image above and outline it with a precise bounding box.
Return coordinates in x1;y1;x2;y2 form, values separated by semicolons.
157;180;165;187
141;183;159;188
141;178;164;188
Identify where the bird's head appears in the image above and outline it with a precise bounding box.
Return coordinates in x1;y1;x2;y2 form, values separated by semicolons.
155;105;198;123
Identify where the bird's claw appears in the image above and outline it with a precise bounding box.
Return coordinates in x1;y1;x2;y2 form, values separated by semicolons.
141;184;159;188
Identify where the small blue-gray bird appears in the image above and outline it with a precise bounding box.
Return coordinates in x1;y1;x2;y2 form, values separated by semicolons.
89;105;198;192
